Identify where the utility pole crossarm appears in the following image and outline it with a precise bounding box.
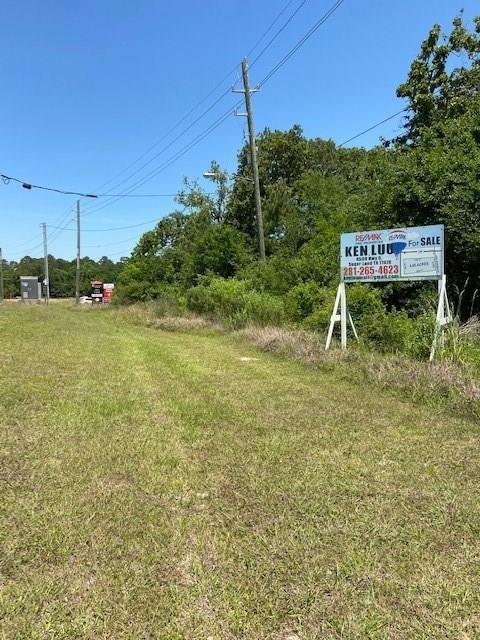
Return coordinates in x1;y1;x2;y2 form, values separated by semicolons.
232;86;260;94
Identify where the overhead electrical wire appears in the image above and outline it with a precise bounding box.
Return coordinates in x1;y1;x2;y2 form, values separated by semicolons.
5;205;76;258
83;233;144;249
49;216;164;232
80;101;243;218
82;0;344;218
105;247;135;258
5;0;344;263
79;0;312;217
1;173;97;198
259;0;346;87
89;77;238;195
337;108;408;147
79;87;235;215
87;0;305;197
0;173;182;199
250;0;309;67
3;0;313;253
13;239;44;257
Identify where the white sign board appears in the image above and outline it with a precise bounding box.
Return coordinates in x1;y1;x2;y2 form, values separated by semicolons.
340;224;444;283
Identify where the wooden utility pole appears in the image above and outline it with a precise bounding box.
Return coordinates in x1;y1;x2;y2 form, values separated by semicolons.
75;200;81;303
0;247;4;303
235;57;265;261
42;223;50;304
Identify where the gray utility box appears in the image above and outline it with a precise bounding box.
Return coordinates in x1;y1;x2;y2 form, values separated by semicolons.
20;276;41;302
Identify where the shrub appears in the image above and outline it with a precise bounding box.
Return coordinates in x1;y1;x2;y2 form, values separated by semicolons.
186;277;284;328
150;285;186;317
244;291;285;327
359;310;414;353
408;312;437;360
112;280;154;305
284;281;326;323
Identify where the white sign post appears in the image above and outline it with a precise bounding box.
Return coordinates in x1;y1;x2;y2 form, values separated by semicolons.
325;224;451;358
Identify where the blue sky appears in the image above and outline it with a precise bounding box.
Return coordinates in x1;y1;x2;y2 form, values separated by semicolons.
1;0;478;262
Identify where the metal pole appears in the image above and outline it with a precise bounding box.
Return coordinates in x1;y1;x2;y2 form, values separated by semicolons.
75;200;80;303
241;57;266;261
42;223;50;305
0;247;4;303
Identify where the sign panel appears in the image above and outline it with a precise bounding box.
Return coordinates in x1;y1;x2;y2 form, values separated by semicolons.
340;225;444;283
91;279;104;303
103;283;114;303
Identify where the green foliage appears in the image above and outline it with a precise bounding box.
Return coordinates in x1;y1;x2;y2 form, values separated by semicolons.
284;281;327;323
407;312;437;360
186;224;252;282
396;14;480;144
186;277;284;328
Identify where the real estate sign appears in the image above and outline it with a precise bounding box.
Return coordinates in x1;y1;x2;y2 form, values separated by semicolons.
340;224;444;283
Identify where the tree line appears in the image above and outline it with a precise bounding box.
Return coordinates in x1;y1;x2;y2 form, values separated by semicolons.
1;255;126;299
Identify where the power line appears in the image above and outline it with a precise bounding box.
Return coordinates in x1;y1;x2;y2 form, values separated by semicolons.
96;192;177;197
250;0;309;67
84;0;345;215
259;0;346;87
72;0;337;221
5;0;343;248
80;88;236;215
49;216;164;232
80;102;243;218
337;108;408;147
89;83;237;197
83;234;143;249
14;239;44;257
1;173;97;198
80;0;308;217
85;0;303;200
246;0;300;59
3;0;310;234
105;247;135;258
0;173;181;199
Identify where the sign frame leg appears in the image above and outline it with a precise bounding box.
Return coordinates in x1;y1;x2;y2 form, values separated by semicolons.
430;275;452;361
326;283;355;351
325;283;342;351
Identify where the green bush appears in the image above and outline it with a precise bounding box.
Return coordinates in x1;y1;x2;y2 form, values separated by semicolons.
284;281;326;323
244;291;285;327
112;280;154;305
238;256;299;295
359;310;414;353
150;285;186;317
186;277;284;328
408;312;437;360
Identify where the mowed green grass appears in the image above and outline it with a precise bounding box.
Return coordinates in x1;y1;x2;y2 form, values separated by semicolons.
0;304;479;640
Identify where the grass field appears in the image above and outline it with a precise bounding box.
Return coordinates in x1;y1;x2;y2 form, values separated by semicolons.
0;303;479;639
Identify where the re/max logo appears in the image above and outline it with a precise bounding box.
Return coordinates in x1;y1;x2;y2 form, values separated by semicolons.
355;233;382;242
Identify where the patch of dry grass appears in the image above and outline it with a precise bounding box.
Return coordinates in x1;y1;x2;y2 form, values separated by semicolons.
113;303;223;332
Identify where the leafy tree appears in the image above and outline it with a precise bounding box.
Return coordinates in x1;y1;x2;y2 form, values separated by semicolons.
396;14;480;144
